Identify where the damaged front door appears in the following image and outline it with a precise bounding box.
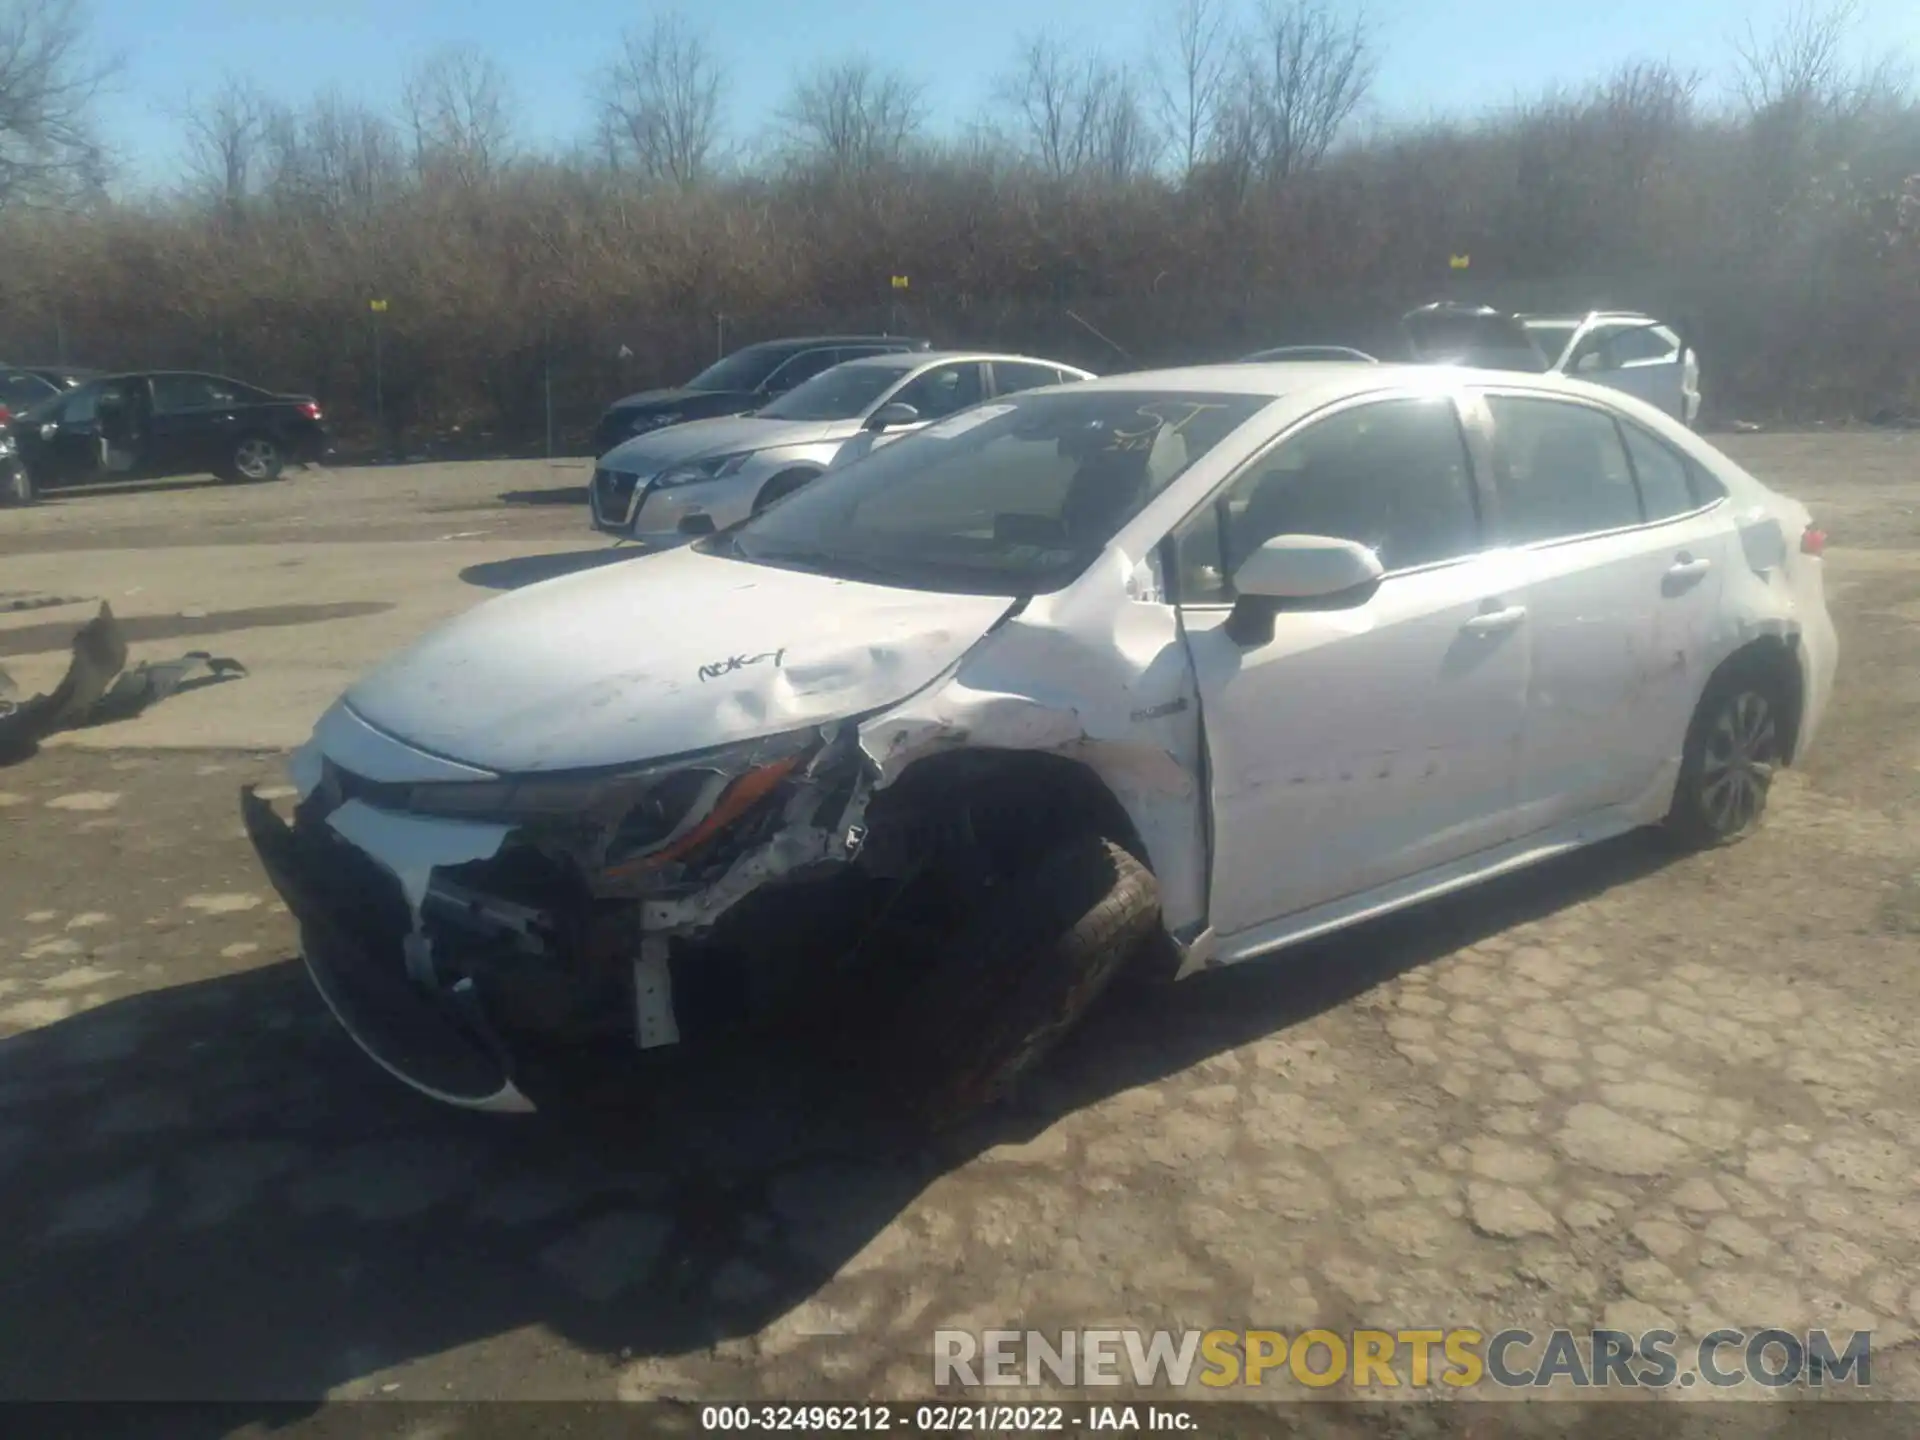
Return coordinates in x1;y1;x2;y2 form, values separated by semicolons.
1169;393;1529;945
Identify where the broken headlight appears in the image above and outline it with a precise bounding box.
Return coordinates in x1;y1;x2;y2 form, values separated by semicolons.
399;727;825;873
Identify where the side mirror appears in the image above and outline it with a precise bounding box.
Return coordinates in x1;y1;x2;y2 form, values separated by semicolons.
1575;347;1612;374
39;422;56;441
1224;535;1385;646
865;401;920;432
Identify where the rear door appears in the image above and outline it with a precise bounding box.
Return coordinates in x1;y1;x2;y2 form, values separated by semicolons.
145;373;243;475
1471;389;1733;835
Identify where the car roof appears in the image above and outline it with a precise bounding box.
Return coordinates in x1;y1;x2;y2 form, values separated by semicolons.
1520;311;1660;324
739;335;929;352
839;349;1086;372
1066;360;1651;403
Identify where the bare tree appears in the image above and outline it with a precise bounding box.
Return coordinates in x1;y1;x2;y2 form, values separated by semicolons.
1151;0;1232;179
0;0;116;207
1001;33;1161;182
401;44;516;186
598;12;726;188
181;75;267;212
259;92;404;217
1213;0;1374;192
778;56;925;177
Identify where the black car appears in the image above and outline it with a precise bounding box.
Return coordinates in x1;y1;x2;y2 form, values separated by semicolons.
592;334;932;455
13;370;331;494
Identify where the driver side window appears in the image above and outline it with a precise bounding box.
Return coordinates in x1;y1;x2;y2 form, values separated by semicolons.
1171;396;1482;604
890;362;984;421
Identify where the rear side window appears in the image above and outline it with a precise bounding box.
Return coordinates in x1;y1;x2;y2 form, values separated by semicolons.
992;361;1065;396
1484;395;1639;543
1622;423;1719;520
1172;395;1480;602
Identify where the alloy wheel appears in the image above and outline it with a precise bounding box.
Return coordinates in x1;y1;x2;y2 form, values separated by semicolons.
1699;689;1777;837
235;439;277;480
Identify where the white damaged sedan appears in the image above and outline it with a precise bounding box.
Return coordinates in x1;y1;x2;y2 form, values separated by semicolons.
244;364;1837;1122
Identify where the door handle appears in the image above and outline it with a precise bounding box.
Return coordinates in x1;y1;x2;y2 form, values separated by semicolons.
1666;555;1712;581
1462;605;1527;635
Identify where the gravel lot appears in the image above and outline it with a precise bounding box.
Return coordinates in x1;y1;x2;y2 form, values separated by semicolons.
0;435;1917;1417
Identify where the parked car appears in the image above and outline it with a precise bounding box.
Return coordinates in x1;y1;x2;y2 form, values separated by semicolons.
1238;346;1381;364
1520;311;1702;427
589;350;1095;545
592;335;934;456
12;370;330;493
242;361;1834;1121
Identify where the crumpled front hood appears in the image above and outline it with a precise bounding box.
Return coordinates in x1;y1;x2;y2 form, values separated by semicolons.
342;547;1017;774
601;415;849;473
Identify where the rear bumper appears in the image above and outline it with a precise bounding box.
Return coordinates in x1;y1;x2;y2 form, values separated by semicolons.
240;787;534;1112
1795;594;1839;763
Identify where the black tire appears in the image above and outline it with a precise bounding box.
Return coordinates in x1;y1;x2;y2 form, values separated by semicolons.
1;460;34;507
1665;656;1789;848
753;469;815;513
228;435;284;483
889;833;1161;1129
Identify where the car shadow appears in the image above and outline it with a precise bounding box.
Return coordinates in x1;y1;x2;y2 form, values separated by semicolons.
497;485;590;507
0;832;1672;1417
458;548;648;591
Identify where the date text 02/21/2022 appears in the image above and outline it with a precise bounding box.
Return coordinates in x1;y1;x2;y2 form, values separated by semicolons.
697;1404;1197;1432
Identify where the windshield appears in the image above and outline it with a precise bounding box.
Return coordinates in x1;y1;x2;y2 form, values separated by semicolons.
686;347;789;394
755;362;908;421
711;388;1272;596
1521;320;1579;365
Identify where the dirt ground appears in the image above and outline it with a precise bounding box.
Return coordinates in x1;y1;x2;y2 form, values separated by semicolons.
0;434;1917;1421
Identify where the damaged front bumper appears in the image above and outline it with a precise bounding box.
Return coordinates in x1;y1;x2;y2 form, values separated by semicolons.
240;721;880;1113
242;788;536;1112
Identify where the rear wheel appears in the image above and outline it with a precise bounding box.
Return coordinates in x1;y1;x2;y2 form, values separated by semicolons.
1666;659;1789;847
887;832;1160;1129
228;435;283;483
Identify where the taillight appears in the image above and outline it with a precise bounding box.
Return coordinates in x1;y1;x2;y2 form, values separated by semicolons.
299;401;322;421
0;405;11;426
1800;524;1827;556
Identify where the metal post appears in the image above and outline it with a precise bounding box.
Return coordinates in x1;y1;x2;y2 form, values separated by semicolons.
715;313;724;360
373;314;385;457
544;316;554;460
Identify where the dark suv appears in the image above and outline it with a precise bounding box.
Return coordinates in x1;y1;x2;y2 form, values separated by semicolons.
592;335;933;456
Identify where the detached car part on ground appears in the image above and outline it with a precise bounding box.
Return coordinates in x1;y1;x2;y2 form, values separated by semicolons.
245;362;1837;1126
589;351;1096;547
0;602;248;762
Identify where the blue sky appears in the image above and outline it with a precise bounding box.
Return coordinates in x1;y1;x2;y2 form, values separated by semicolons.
95;0;1920;186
